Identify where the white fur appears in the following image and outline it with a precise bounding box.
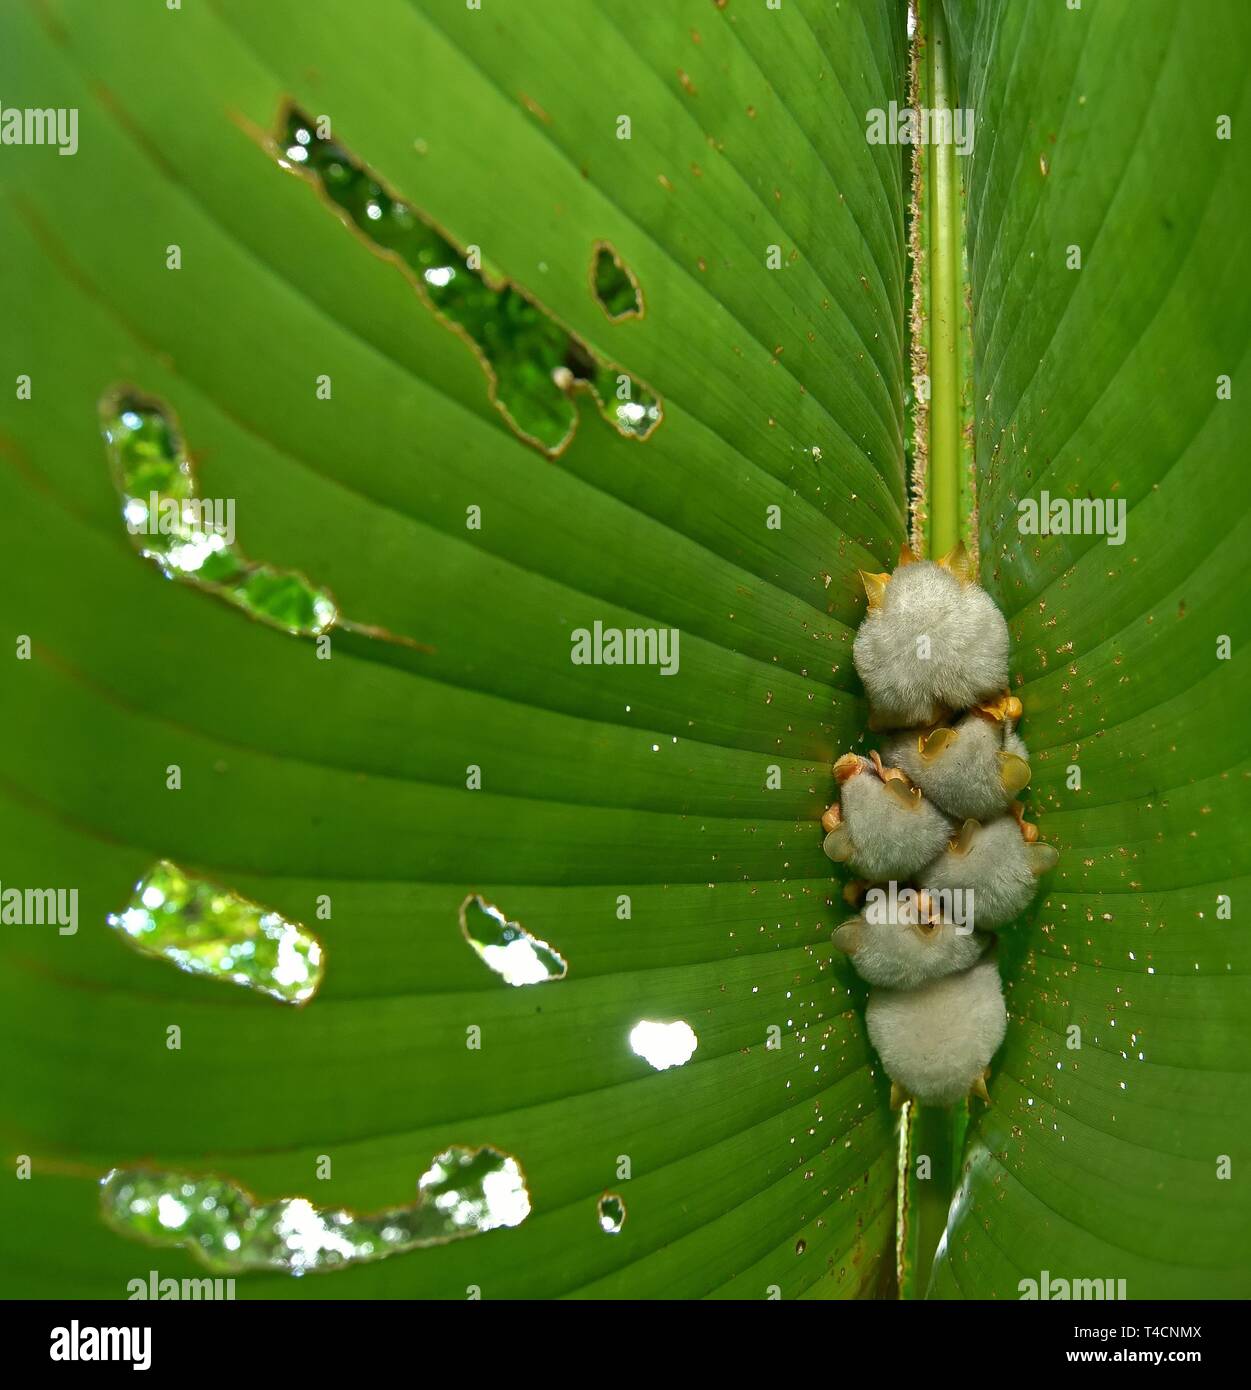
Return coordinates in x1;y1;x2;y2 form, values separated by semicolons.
880;714;1030;821
825;758;951;880
865;959;1007;1106
919;816;1044;931
853;563;1009;728
834;912;985;990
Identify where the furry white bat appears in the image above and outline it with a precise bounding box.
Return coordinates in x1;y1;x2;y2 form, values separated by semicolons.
833;907;986;991
866;957;1007;1107
879;703;1031;822
821;752;951;882
852;544;1010;729
919;815;1058;932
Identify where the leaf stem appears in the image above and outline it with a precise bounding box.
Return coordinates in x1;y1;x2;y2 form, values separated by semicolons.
909;0;976;562
925;0;963;559
897;0;977;1300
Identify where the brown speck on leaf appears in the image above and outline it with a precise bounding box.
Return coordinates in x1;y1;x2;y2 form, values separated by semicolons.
678;69;698;96
746;104;757;118
697;256;707;272
658;173;674;192
1040;154;1050;176
519;91;552;125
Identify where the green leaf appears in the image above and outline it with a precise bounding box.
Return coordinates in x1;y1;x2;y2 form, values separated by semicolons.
0;0;909;1298
4;0;1243;1304
929;0;1251;1299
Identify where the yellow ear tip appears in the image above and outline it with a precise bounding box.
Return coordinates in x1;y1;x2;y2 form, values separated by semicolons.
859;569;890;609
920;727;955;760
885;779;920;809
832;920;862;954
1029;842;1059;874
897;541;919;567
953;818;979;854
937;541;974;582
998;752;1032;795
823;827;854;863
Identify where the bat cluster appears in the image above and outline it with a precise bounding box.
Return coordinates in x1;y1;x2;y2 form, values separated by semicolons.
823;544;1058;1108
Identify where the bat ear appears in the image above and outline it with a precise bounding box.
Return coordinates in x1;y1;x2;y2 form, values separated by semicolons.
998;752;1032;795
859;569;890;610
823;826;854;863
951;818;979;854
920;726;955;760
870;751;921;805
1028;843;1059;875
832;919;864;954
885;779;921;809
936;541;975;583
897;541;920;567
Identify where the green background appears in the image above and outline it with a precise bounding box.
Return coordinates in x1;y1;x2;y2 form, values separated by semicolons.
0;0;1246;1299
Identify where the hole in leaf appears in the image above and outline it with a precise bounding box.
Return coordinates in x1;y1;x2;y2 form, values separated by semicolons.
628;1019;698;1071
99;1146;530;1276
106;860;324;1004
276;106;661;456
101;389;337;637
458;893;567;986
591;241;644;321
598;1192;626;1234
